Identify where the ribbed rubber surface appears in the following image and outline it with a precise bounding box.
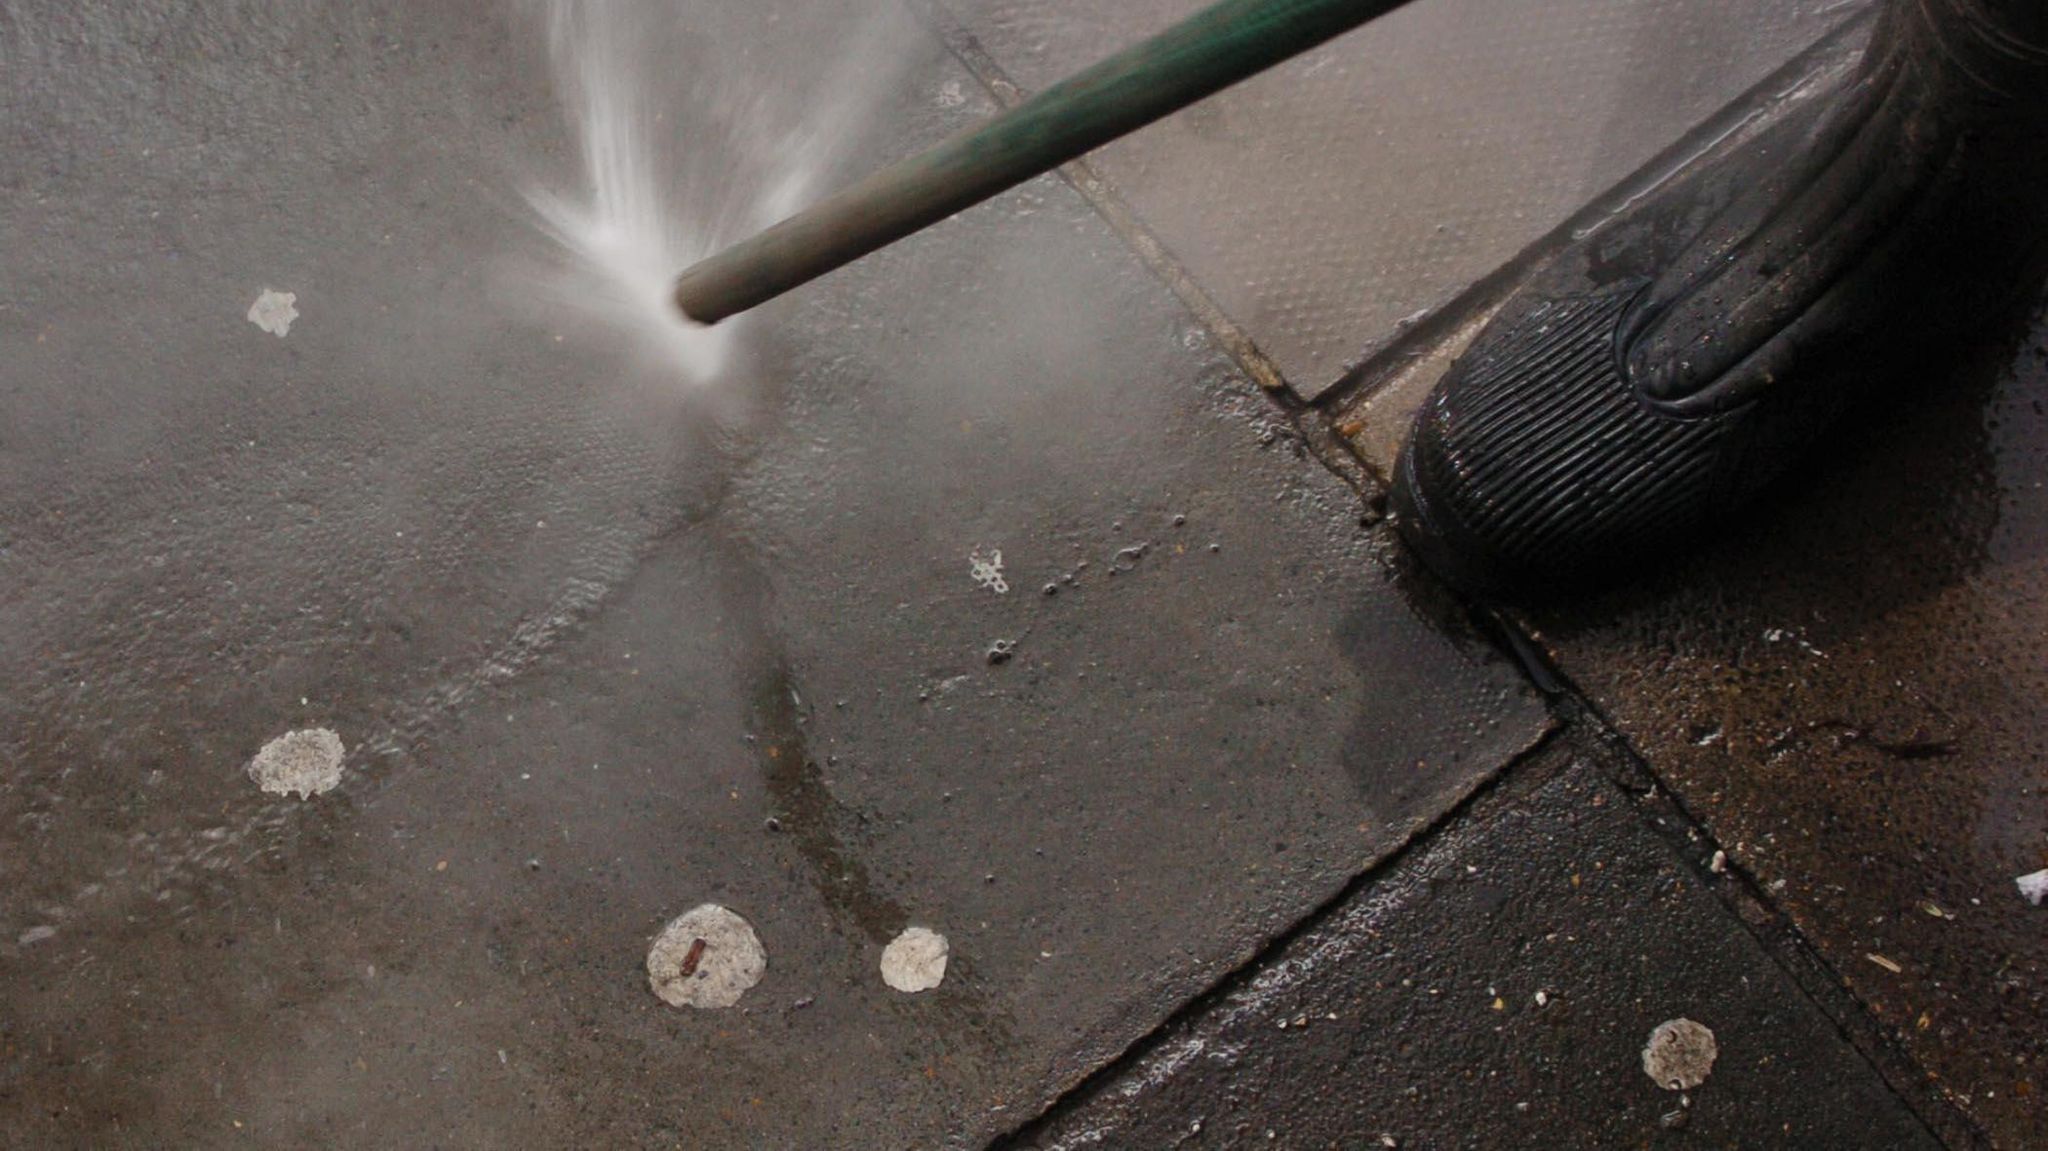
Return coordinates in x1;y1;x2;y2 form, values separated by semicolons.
1402;284;1742;588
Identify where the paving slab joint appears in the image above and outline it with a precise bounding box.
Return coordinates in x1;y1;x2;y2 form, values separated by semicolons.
1508;684;1993;1150
980;722;1571;1148
913;0;1297;398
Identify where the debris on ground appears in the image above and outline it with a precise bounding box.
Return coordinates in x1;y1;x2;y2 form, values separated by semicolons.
1762;627;1824;657
968;547;1008;594
881;926;949;993
246;728;346;798
647;904;767;1009
2016;869;2048;906
1110;542;1151;573
246;288;298;336
1642;1018;1718;1091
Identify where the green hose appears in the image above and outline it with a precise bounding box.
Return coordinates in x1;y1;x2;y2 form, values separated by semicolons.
673;0;1416;323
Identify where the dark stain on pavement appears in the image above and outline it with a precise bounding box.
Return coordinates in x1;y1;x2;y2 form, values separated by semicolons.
749;659;906;946
718;538;1021;1054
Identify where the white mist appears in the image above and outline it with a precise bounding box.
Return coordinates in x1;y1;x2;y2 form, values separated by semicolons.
516;0;925;385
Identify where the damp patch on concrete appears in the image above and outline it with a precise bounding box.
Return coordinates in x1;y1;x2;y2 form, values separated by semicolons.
1642;1018;1718;1090
246;728;346;798
880;926;948;993
647;904;766;1009
246;289;298;336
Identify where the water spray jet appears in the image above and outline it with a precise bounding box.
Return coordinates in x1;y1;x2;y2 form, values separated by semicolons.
671;0;1419;324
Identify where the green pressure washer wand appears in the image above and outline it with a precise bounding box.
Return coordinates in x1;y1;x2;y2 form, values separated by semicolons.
672;0;1417;324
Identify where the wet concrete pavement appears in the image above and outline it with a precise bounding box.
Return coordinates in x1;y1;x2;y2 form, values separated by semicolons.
1501;293;2048;1148
4;1;1550;1145
1008;739;1943;1150
3;0;2036;1148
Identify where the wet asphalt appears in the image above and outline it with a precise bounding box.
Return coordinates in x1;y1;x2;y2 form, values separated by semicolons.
3;1;2037;1149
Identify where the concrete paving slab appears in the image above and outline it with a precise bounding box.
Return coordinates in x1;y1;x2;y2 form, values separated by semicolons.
937;0;1862;396
0;2;1547;1145
1508;293;2048;1150
1009;750;1942;1149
